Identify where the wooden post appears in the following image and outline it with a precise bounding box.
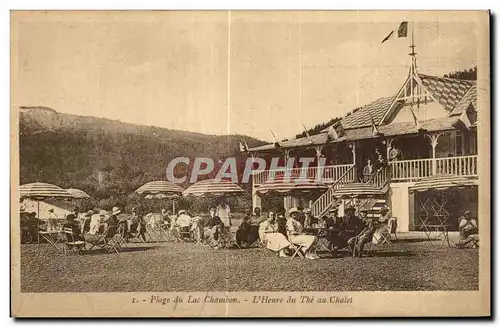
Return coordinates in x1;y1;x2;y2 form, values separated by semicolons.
426;133;443;175
250;153;262;211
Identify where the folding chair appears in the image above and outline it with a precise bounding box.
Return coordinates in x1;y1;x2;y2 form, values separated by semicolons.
62;227;86;255
289;243;305;261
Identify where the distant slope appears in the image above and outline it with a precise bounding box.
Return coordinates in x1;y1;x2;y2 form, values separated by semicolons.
19;107;265;198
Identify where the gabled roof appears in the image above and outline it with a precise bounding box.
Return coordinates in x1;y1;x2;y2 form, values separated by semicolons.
338;96;395;130
343;116;468;141
450;83;477;116
418;74;475;112
248;132;336;153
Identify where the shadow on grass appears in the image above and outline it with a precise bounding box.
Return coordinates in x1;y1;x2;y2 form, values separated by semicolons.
84;246;157;255
391;238;439;244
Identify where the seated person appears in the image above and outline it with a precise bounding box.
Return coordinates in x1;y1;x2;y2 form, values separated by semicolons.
336;206;364;249
203;207;224;246
62;214;84;242
303;208;319;228
105;207;121;239
276;210;287;236
372;207;392;244
286;208;318;260
322;209;342;251
236;207;263;247
172;209;192;239
347;212;379;257
81;210;93;234
128;209;147;242
259;211;291;257
457;210;479;249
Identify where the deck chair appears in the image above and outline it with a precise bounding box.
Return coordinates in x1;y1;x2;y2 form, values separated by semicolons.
351;235;374;258
62;227;86;255
86;225;121;254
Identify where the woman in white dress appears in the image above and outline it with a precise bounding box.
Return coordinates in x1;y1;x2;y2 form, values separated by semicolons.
286;208;318;260
259;212;291;257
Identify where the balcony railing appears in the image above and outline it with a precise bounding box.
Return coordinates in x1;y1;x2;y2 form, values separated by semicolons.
390;155;478;182
252;164;353;185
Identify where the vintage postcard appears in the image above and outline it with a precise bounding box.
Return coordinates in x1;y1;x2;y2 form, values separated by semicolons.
10;10;490;317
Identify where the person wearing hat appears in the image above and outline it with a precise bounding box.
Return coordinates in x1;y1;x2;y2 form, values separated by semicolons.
285;207;318;260
457;210;479;248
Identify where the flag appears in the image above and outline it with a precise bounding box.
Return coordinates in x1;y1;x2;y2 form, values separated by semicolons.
382;21;408;43
302;125;314;144
327;125;339;141
270;130;282;148
238;140;249;152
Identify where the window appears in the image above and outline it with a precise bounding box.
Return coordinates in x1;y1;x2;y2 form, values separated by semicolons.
455;131;464;156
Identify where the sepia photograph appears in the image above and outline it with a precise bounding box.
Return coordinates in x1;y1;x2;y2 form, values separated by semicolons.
10;10;490;317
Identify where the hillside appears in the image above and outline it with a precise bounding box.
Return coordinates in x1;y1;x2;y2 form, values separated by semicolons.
19;107;266;202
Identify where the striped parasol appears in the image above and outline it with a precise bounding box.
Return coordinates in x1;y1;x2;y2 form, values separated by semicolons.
135;180;184;196
183;178;245;197
255;175;328;196
333;183;388;199
65;188;91;199
409;175;477;193
20;182;73;200
19;182;74;245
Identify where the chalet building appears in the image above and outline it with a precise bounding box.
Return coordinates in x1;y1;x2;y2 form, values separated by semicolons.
245;54;478;233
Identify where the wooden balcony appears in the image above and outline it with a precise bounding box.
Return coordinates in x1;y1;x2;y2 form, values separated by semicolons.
390;155;478;182
252;164;353;186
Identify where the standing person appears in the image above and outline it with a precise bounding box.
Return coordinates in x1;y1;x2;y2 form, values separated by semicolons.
363;159;374;182
47;208;58;232
135;210;148;242
216;197;231;227
286;208;318;260
259;211;291;257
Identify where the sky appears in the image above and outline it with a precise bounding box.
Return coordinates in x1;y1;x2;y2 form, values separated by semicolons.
13;11;481;141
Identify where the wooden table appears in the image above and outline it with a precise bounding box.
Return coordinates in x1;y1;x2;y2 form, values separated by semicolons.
419;222;452;247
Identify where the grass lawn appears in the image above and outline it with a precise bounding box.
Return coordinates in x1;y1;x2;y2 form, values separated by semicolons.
20;234;479;293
